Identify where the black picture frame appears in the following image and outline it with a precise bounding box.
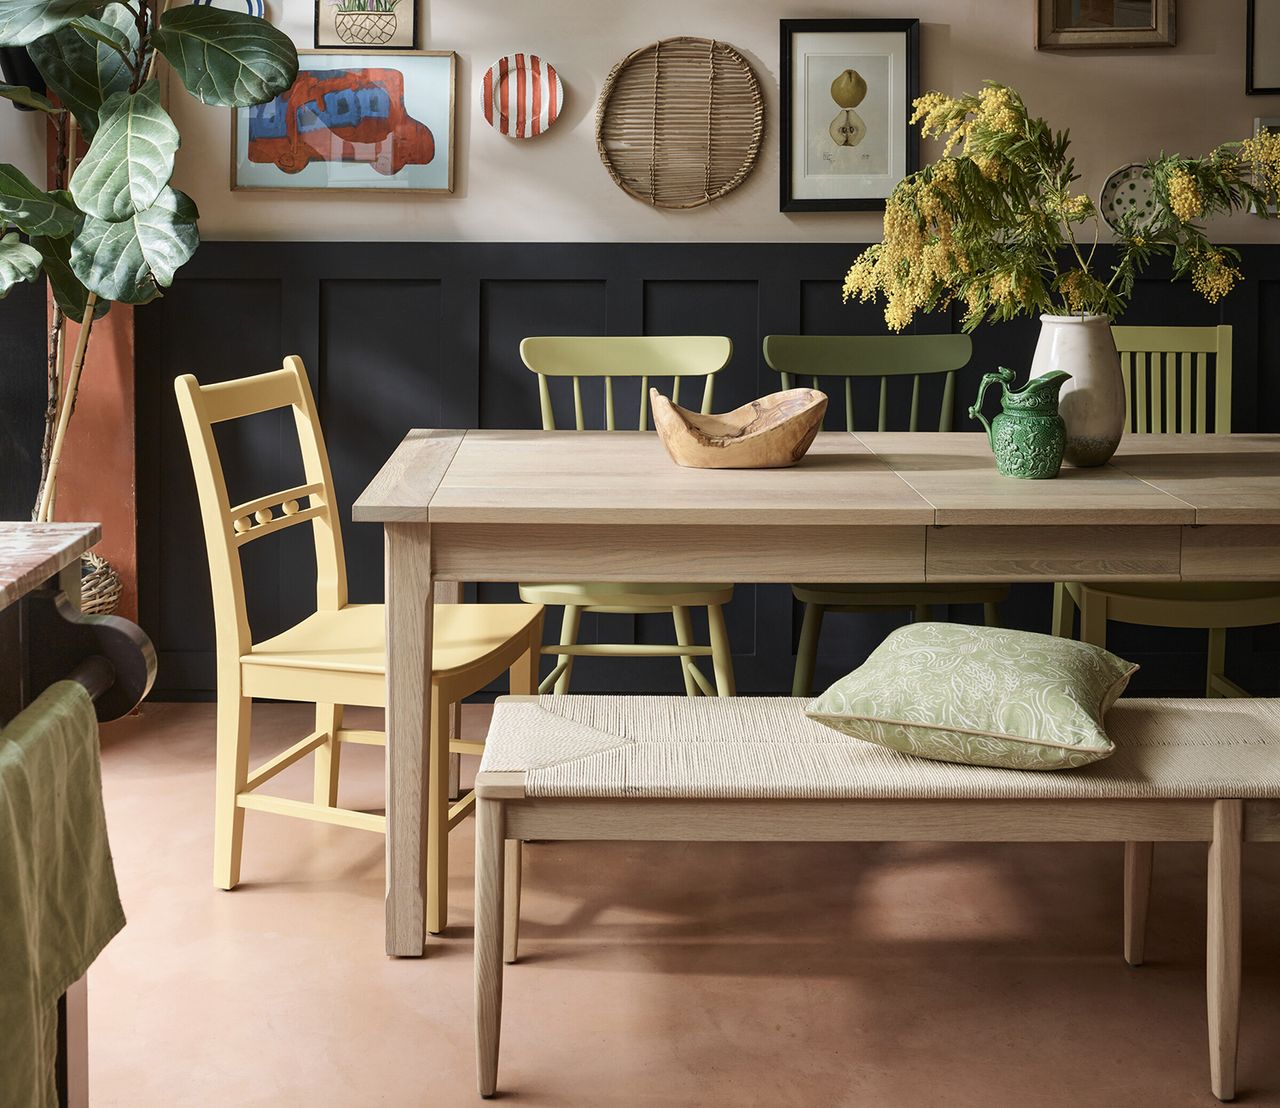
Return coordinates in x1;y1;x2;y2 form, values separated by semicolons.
314;1;419;51
779;18;919;212
1247;0;1280;95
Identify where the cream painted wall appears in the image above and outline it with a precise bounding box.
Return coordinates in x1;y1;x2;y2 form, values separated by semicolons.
0;107;48;187
163;0;1280;242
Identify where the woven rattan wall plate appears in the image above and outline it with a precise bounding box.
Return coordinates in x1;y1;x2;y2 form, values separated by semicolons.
596;36;765;209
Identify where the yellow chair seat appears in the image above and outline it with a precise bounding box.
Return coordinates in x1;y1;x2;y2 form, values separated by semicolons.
793;582;1009;608
518;581;734;610
246;602;543;678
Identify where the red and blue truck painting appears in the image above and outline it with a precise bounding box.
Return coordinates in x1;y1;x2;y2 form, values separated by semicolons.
247;68;435;176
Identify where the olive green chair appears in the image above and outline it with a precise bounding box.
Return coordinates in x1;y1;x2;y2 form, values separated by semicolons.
763;333;1008;696
518;336;736;696
1053;325;1280;697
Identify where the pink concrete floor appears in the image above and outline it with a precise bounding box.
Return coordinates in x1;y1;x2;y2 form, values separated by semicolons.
90;701;1280;1106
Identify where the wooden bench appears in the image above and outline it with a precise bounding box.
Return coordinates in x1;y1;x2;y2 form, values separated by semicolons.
473;695;1280;1101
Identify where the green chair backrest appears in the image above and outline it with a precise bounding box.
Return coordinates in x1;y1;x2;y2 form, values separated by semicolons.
762;334;973;432
519;336;732;431
1111;325;1232;434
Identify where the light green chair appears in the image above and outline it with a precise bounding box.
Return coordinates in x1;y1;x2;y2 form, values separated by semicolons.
1053;325;1280;697
763;333;1008;696
518;336;736;696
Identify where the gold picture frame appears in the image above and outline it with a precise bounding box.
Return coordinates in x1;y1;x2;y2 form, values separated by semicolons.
230;49;456;193
1036;0;1176;49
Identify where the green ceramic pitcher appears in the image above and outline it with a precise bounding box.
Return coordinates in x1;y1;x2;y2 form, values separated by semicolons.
968;367;1072;479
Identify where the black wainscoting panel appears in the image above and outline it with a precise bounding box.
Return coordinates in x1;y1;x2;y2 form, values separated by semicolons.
127;242;1280;698
320;278;443;604
0;280;47;521
480;279;607;429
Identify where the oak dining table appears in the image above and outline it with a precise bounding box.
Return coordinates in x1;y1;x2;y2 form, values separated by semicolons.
354;429;1280;956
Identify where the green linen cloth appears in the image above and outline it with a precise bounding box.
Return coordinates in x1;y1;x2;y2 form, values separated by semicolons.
0;681;125;1108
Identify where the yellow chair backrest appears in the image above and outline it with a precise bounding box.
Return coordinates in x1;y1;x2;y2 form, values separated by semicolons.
519;335;732;430
174;356;347;669
1111;325;1232;434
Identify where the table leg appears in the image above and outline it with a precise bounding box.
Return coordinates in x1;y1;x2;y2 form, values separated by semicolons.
385;522;434;957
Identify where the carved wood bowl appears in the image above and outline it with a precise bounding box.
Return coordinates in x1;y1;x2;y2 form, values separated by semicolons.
651;387;828;469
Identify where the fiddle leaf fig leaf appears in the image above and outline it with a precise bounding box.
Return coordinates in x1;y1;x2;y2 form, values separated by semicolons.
0;0;103;47
0;83;58;113
71;185;199;305
151;5;298;108
70;82;180;222
34;229;110;320
0;164;79;237
29;3;138;137
0;232;42;297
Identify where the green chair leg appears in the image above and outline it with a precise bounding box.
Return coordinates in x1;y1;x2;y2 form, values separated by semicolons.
792;602;825;698
913;603;930;622
1051;582;1074;638
983;601;1001;628
553;605;582;695
706;603;736;697
1207;627;1227;698
671;605;700;697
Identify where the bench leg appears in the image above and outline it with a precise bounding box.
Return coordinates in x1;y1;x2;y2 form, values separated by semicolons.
476;797;506;1098
504;839;523;964
1207;799;1243;1102
1124;841;1153;966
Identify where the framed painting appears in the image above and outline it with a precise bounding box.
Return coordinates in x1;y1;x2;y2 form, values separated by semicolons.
1248;0;1280;94
315;0;416;50
1036;0;1176;49
779;19;919;213
231;50;455;193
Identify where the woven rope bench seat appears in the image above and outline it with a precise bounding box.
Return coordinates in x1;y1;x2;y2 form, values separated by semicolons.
476;695;1280;801
474;694;1280;1101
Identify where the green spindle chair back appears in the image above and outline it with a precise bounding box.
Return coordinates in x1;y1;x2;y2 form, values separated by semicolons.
1111;325;1232;434
762;334;972;432
519;336;732;431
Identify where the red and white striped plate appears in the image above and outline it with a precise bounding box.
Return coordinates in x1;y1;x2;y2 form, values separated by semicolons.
482;54;563;139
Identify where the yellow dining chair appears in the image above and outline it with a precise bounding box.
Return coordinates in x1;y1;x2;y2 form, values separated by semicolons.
763;334;1009;696
518;336;736;696
176;357;543;935
1052;325;1280;696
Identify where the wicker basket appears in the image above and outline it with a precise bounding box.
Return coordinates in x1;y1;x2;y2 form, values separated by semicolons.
80;551;122;616
596;36;764;209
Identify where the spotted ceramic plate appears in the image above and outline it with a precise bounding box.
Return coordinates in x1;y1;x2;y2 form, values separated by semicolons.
1100;163;1156;233
482;54;563;139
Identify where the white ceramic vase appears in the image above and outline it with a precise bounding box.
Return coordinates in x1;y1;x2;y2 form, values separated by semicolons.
1029;313;1124;467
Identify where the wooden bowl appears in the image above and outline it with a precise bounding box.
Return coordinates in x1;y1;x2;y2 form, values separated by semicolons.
651;387;828;469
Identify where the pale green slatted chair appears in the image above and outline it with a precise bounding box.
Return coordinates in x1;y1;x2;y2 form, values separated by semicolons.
763;334;1008;696
518;336;736;697
1053;325;1280;697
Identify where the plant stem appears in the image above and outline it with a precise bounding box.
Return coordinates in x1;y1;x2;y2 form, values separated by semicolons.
37;295;98;523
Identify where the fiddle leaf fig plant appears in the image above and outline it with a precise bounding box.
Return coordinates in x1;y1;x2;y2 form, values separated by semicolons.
0;1;298;522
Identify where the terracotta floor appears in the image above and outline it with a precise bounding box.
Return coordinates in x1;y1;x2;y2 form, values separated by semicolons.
91;701;1280;1107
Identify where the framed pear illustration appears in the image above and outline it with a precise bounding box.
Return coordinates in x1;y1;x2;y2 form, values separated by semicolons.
829;68;868;148
779;18;919;212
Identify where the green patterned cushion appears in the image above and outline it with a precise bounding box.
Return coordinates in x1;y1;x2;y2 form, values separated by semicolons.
806;623;1137;771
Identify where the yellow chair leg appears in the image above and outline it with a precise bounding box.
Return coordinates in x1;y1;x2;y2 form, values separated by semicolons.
512;619;543;696
553;605;582;695
427;690;452;936
1051;582;1074;638
792;602;825;698
671;605;700;697
706;603;736;697
214;691;252;890
503;839;522;964
312;702;343;808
